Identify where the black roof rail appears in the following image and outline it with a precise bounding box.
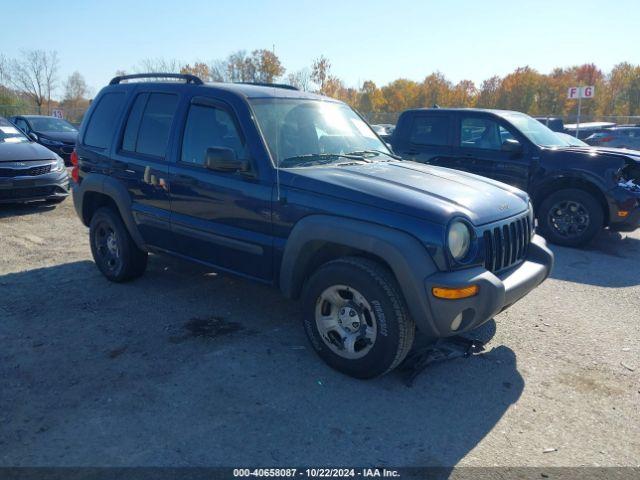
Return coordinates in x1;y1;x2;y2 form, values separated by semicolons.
109;73;203;85
236;81;299;91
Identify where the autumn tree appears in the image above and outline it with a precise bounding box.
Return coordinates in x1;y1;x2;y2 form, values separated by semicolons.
417;72;452;107
250;49;285;83
358;80;385;113
180;62;211;81
310;55;331;93
381;79;420;112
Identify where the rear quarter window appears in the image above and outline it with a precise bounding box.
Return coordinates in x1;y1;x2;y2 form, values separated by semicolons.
409;115;450;146
83;92;127;149
121;93;178;158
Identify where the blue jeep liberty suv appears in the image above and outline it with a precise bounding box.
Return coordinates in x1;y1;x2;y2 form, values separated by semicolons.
71;73;553;378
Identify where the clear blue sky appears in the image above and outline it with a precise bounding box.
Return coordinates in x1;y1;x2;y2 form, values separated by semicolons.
3;0;639;98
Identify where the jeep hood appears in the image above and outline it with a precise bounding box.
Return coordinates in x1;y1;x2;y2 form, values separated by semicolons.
0;141;58;162
282;161;529;226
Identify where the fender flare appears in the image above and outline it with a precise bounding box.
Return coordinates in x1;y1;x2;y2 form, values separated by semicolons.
531;173;611;222
279;215;440;333
75;174;147;251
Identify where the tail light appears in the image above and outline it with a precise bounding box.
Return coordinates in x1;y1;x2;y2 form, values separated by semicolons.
599;136;614;143
70;149;79;183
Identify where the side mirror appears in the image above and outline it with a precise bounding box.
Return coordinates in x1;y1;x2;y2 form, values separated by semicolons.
204;147;247;172
28;132;38;141
501;138;522;154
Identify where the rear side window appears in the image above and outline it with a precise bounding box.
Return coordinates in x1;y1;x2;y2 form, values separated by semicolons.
409;115;449;146
83;92;126;149
122;93;179;158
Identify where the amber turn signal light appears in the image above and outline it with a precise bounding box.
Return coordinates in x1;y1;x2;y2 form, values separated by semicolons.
617;210;629;217
432;285;479;300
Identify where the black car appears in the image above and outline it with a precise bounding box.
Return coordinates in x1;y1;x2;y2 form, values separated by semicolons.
585;126;640;150
9;115;78;165
391;108;640;247
70;73;552;378
371;123;395;142
534;116;564;132
0;117;70;204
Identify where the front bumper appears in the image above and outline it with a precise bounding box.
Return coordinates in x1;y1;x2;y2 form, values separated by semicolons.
420;234;554;337
607;186;640;232
0;169;70;203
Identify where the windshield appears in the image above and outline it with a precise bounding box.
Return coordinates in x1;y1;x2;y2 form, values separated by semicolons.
0;120;29;144
249;99;391;167
557;132;588;146
28;117;77;133
501;112;571;147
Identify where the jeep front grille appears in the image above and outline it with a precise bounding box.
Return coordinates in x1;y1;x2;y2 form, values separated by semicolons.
483;213;532;273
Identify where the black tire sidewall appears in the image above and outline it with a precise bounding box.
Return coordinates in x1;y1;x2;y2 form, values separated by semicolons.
538;189;603;247
89;208;134;282
302;260;406;379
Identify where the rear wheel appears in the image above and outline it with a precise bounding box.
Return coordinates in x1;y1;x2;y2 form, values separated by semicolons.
538;188;603;247
302;257;415;379
89;207;148;282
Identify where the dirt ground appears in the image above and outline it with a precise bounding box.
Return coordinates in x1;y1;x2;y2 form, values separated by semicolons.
1;198;639;468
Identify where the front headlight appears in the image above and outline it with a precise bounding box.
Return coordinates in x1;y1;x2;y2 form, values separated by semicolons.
52;156;65;172
448;220;472;261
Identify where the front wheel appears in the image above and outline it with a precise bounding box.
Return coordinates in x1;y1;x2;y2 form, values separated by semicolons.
302;257;415;379
538;188;604;247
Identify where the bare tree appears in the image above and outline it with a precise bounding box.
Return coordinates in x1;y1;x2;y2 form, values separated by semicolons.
287;68;311;91
207;60;228;82
0;54;9;86
225;50;252;82
61;71;91;123
10;50;59;114
63;71;89;102
135;58;180;74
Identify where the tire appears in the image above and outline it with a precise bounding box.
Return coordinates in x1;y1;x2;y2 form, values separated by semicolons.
538;188;603;247
89;207;148;282
302;257;415;379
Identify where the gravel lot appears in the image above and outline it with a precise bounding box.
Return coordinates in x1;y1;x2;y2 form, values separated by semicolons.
1;197;639;468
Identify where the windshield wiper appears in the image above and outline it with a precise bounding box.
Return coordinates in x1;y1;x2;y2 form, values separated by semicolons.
345;149;402;160
279;153;368;168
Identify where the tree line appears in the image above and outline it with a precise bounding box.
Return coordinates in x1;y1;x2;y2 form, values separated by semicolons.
2;49;640;124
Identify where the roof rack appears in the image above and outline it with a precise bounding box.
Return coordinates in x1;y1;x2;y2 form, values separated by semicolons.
236;81;299;91
109;73;203;85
